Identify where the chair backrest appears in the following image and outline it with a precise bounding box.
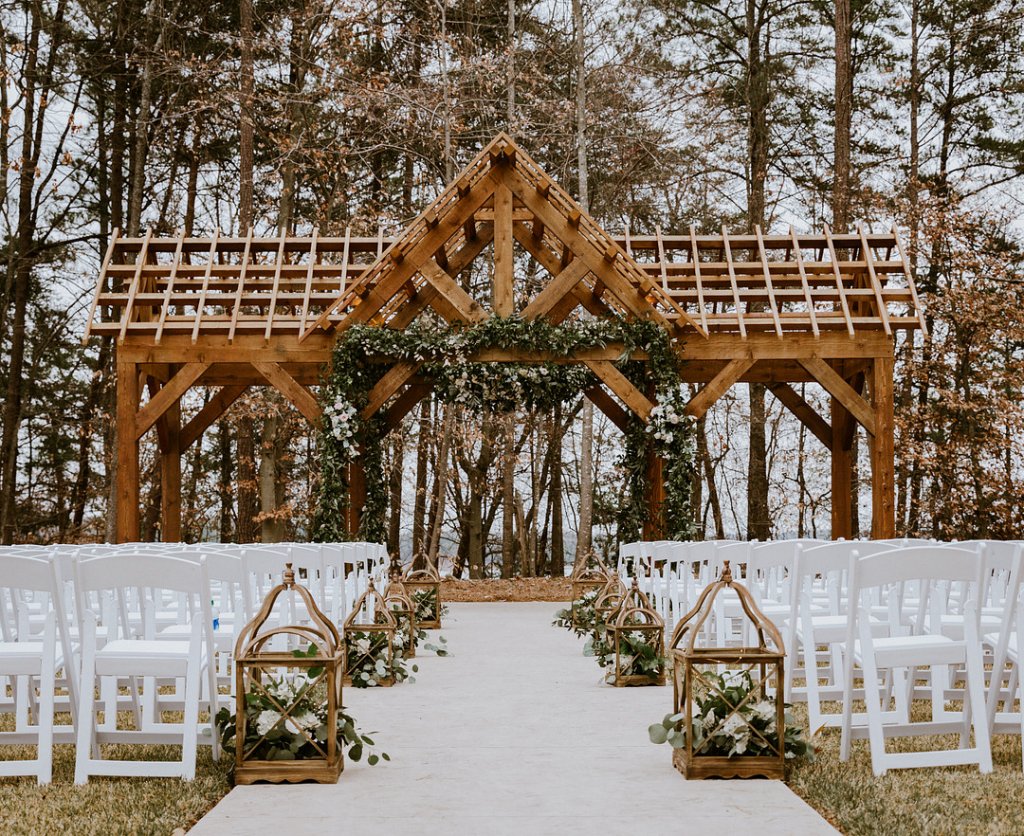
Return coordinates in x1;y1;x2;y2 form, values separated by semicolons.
850;545;985;635
74;552;212;642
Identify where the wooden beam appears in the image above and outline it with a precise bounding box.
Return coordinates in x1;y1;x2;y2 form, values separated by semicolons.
252;361;322;424
180;384;249;449
381;383;432;433
684;358;755;418
505;168;674;332
584;360;655;420
361;361;423;419
831;391;855;540
308;167;499;339
799;356;876;436
521;259;591;319
768;382;832;449
418;259;487;324
585;386;630;433
118;227;153;343
116;359;140;542
160;399;182;541
870;354;896;538
134;362;210;439
493;182;514;316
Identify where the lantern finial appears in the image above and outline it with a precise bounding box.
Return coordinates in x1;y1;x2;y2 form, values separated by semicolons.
282;562;296;587
721;560;733;584
630;576;640;590
368;577;376;592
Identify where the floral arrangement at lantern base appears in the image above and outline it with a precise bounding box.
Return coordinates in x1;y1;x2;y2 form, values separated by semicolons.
217;644;388;783
344;630;416;688
597;578;667;687
223;562;387;784
656;560;812;780
649;667;812;779
553;588;601;639
405;563;444;629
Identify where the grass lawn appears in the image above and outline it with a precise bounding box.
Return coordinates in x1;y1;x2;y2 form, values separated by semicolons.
788;704;1024;834
0;714;230;836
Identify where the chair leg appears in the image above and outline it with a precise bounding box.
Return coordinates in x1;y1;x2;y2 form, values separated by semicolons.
966;647;993;773
74;623;98;785
38;628;56;785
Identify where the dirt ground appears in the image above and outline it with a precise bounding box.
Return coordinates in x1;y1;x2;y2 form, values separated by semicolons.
440;576;572;602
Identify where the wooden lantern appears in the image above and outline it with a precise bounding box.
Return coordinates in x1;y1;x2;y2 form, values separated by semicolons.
668;560;786;779
605;578;666;687
232;563;345;784
570;559;610;629
403;561;442;629
593;571;627;628
383;567;417;660
343;578;398;687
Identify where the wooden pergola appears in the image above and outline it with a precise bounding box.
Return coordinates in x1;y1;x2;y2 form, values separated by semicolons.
83;133;925;544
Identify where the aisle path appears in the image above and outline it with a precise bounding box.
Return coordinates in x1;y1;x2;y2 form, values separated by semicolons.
192;602;835;835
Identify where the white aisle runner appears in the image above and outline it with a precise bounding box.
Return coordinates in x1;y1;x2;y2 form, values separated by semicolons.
192;602;835;835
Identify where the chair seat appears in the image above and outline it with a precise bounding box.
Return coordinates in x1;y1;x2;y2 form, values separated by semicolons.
857;634;966;668
160;623;235;651
797;614;887;643
95;639;195;677
0;642;45;675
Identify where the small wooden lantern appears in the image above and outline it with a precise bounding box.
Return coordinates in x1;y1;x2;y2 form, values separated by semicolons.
383;565;417;660
605;578;666;687
343;579;398;687
593;571;627;628
232;563;345;784
570;559;610;629
404;561;442;629
669;560;786;779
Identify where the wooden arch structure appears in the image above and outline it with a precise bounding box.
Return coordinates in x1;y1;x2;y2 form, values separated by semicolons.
84;133;925;544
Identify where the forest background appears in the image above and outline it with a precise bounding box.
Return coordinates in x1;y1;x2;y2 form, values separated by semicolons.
0;0;1021;577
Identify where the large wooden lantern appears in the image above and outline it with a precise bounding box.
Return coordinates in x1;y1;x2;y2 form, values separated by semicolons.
232;563;345;784
404;561;443;629
605;578;666;687
570;559;610;629
669;560;786;779
383;565;417;660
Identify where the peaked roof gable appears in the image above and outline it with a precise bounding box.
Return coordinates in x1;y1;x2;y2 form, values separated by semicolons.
301;133;705;342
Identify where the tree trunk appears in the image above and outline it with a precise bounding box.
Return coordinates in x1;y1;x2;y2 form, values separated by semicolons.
572;0;594;565
0;2;41;542
388;436;403;556
412;398;430;563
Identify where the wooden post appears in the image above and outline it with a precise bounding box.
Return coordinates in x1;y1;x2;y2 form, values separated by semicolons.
643;381;665;540
116;359;140;543
830;396;854;540
347;460;366;538
643;451;666;540
493;182;514;316
160;397;182;542
870;354;896;539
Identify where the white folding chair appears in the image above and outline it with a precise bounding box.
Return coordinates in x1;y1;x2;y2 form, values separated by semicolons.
840;545;992;776
73;552;219;783
0;553;63;784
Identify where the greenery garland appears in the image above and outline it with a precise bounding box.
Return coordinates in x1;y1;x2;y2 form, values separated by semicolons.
314;315;697;545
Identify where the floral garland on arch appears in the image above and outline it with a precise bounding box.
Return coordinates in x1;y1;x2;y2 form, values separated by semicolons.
312;315;697;544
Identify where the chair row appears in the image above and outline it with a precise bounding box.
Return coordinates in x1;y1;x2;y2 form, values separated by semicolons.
617;537;1024;776
0;541;390;784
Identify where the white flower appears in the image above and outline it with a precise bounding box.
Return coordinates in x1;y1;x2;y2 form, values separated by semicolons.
256;709;282;736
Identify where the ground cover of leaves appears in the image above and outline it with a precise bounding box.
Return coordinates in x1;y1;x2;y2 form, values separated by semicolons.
441;576;572;602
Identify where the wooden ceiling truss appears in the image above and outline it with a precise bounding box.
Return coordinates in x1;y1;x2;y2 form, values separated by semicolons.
84;134;924;544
